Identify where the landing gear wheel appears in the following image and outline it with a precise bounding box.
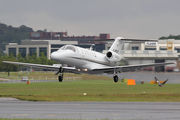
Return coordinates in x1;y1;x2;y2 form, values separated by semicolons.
113;75;118;83
56;65;64;82
58;75;63;82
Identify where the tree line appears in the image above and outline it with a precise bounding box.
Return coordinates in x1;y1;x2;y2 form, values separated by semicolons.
1;22;180;73
1;22;180;55
0;52;57;74
159;34;180;40
0;23;34;54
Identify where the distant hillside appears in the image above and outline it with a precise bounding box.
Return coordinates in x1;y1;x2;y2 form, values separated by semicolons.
159;34;180;40
0;23;34;54
1;22;180;55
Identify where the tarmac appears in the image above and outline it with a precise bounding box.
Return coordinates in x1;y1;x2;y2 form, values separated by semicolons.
120;72;180;83
0;72;180;119
0;98;180;120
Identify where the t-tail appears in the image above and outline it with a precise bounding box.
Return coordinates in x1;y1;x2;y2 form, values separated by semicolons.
109;37;124;54
106;37;124;63
105;37;158;63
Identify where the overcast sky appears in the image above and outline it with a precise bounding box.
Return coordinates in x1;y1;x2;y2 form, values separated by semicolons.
0;0;180;39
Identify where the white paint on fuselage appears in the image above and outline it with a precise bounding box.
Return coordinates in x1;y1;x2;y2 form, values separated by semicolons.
51;45;118;74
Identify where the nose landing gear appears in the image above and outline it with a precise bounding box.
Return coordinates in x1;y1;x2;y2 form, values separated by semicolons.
58;73;63;82
55;66;64;82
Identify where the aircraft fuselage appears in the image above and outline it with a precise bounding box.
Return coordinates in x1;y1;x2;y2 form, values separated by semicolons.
50;45;119;74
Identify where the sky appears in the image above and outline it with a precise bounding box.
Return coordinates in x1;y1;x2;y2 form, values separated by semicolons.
0;0;180;39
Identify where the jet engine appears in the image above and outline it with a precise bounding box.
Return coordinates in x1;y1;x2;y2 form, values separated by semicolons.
106;51;121;62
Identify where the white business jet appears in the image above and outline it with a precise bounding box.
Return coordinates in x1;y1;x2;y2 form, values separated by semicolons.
3;37;175;82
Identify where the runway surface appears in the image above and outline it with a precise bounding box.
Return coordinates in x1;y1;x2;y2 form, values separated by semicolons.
121;72;180;83
0;98;180;120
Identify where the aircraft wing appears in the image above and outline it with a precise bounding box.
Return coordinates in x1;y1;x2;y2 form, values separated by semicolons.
92;62;175;73
2;61;80;74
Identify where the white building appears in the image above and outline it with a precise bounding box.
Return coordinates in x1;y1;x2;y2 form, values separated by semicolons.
6;39;180;72
104;39;180;72
6;40;78;59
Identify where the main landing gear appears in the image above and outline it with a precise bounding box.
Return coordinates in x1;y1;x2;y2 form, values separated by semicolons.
113;75;118;83
55;66;64;82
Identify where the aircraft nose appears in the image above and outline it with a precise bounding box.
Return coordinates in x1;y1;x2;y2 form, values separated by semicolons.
51;52;59;61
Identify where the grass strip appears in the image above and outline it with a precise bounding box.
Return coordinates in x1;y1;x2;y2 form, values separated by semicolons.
0;80;180;102
5;93;180;102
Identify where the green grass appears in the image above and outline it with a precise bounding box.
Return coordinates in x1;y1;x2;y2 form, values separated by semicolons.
0;80;180;102
0;72;110;80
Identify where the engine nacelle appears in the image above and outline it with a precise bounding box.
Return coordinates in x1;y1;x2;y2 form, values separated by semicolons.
106;51;121;62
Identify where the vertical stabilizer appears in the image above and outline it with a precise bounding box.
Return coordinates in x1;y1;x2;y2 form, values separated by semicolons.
109;37;124;54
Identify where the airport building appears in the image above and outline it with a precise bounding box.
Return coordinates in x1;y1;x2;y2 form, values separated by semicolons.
5;31;109;59
104;39;180;72
4;31;180;72
6;39;107;59
30;31;110;43
6;40;77;59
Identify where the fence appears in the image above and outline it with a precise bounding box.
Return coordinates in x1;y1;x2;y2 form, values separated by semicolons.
0;77;82;83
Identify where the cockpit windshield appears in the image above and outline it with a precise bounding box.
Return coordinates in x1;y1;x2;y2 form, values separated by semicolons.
59;45;76;52
65;45;76;52
59;46;66;50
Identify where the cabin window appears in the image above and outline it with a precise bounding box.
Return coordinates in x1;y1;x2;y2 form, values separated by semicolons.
94;53;96;57
83;50;86;54
85;50;88;55
81;49;83;54
91;52;94;57
76;48;79;53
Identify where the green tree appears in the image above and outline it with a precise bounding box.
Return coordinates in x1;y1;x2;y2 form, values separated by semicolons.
16;52;25;62
0;51;57;72
0;23;34;54
38;52;48;65
0;53;17;76
159;34;180;40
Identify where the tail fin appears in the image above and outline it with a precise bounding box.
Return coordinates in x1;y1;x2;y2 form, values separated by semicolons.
109;37;124;54
91;37;158;54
